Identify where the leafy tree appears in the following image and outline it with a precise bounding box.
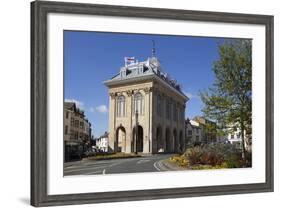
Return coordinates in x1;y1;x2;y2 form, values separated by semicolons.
200;40;252;160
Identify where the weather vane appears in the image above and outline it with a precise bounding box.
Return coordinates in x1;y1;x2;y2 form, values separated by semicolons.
152;40;156;57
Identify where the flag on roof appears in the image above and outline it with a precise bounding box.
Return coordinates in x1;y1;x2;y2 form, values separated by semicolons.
124;57;135;66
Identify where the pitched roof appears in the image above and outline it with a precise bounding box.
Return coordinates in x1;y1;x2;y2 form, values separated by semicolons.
64;102;76;110
64;102;85;116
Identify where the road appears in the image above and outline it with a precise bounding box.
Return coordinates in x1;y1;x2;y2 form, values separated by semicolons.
64;154;176;176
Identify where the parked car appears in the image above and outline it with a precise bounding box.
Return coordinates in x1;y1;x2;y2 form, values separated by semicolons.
83;149;96;157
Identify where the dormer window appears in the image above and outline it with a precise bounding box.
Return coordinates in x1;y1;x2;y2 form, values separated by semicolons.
120;68;127;78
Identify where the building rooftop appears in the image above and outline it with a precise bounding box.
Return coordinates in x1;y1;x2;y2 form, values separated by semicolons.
96;131;109;140
190;120;200;127
104;56;187;99
64;101;85;117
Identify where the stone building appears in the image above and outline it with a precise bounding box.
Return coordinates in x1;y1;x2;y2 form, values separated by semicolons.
185;119;203;144
104;55;188;154
193;116;217;143
64;102;92;160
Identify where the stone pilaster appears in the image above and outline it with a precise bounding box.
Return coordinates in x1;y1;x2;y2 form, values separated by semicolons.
125;90;133;153
108;92;116;152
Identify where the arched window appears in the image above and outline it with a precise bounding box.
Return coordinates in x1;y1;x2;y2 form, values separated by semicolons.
133;93;144;115
157;95;162;116
117;95;126;117
166;99;171;119
173;102;178;122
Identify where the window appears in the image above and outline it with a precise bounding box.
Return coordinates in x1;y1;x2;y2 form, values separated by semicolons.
75;120;79;127
188;130;192;135
80;121;84;129
66;111;69;119
173;103;178;122
166;99;171;119
70;117;74;126
157;95;162;116
196;128;199;134
64;125;68;135
179;108;185;122
133;93;144;115
117;95;126;117
237;133;241;139
231;134;234;139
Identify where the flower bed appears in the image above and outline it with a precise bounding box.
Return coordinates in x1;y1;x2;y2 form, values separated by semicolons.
169;143;251;170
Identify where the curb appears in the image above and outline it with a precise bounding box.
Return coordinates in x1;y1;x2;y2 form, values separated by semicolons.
161;159;186;171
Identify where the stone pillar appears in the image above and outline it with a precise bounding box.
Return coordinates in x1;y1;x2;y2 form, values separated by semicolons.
125;90;133;153
141;87;153;154
108;92;116;152
149;87;154;154
143;87;151;153
182;103;186;152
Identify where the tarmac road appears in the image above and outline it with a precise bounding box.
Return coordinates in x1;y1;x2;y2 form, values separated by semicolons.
64;154;176;176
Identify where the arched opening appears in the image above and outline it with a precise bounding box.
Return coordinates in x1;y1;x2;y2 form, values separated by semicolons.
173;129;178;153
116;126;126;152
165;128;172;153
179;130;184;152
133;125;143;153
156;126;163;152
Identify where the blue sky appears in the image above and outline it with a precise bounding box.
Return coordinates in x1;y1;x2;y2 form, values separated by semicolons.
64;31;228;137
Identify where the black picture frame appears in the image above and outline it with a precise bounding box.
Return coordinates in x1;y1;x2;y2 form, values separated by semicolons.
31;0;274;207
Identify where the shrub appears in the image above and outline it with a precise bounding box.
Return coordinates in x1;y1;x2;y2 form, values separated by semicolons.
225;154;241;168
185;147;203;165
201;151;224;166
170;155;189;167
182;143;246;169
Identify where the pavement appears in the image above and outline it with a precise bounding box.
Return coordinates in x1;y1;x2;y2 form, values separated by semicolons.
64;154;179;176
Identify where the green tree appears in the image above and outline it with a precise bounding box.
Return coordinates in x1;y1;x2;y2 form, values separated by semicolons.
200;40;252;160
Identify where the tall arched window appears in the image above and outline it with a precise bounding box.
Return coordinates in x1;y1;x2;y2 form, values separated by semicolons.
157;95;162;116
166;99;171;119
173;102;177;122
133;93;144;115
117;95;126;117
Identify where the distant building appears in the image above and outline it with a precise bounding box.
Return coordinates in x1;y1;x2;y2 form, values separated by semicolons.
185;119;203;144
216;135;228;143
228;130;242;146
193;116;217;143
64;102;92;161
104;53;188;154
226;125;251;151
96;132;109;152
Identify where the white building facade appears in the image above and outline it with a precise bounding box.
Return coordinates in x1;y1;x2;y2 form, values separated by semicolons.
96;132;109;152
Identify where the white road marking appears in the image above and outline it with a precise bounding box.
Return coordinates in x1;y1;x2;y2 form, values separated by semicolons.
137;159;150;164
153;162;161;171
153;160;170;171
